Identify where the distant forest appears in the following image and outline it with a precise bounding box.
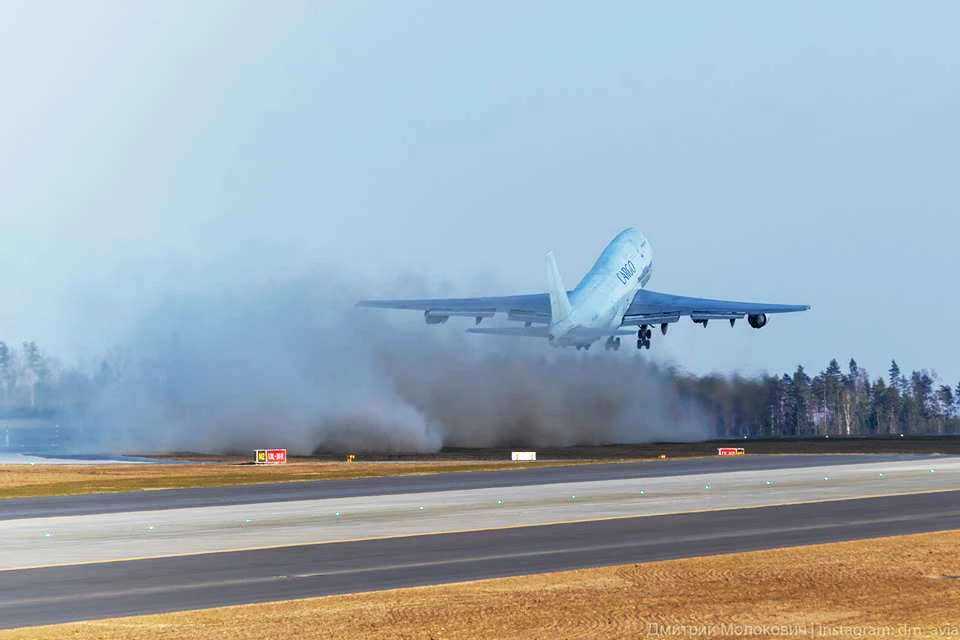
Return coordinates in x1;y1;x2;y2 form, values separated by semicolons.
671;358;960;438
1;339;958;437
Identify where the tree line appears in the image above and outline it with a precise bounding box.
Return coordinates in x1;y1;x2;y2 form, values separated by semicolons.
1;339;958;437
672;358;960;438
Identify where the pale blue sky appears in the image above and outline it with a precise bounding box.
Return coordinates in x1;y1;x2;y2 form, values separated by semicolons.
0;1;957;383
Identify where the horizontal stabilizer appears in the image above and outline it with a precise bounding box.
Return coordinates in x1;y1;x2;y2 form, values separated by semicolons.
569;327;638;340
466;326;551;338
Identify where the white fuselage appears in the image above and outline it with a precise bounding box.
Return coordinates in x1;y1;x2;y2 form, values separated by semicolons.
548;228;653;347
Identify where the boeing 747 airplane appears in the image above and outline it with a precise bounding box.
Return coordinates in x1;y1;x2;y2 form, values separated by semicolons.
358;228;809;351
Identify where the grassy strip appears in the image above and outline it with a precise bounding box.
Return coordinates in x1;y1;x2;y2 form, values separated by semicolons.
2;530;957;639
0;460;600;499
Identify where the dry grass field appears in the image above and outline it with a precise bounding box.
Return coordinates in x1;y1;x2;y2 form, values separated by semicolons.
0;459;595;499
2;530;958;639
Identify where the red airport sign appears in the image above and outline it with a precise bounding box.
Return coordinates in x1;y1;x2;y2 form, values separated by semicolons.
254;449;287;464
717;447;745;456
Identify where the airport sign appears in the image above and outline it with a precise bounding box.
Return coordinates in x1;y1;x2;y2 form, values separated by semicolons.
717;447;745;456
254;449;287;464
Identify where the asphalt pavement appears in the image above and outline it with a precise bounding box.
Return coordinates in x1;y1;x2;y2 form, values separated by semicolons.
1;490;957;628
0;454;933;520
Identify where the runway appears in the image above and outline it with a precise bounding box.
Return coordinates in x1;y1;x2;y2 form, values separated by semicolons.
1;491;958;628
0;453;957;629
0;453;930;520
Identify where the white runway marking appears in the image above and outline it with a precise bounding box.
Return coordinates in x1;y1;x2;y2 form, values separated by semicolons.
1;457;957;571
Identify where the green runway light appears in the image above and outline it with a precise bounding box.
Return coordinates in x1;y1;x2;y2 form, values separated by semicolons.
43;533;51;538
335;511;342;518
570;495;576;501
704;484;711;490
147;525;155;531
765;480;775;486
639;489;646;496
930;469;936;473
823;476;830;481
879;473;885;479
419;506;424;510
497;499;503;506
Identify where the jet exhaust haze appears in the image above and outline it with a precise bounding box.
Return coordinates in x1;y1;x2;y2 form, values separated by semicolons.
81;269;711;455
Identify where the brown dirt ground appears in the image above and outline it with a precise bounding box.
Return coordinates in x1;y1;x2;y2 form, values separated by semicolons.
0;459;598;499
2;530;958;639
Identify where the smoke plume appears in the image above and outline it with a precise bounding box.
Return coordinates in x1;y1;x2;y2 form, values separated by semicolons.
84;269;710;454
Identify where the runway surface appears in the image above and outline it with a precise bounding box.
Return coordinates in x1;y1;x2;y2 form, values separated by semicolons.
3;456;958;570
1;491;958;628
0;453;931;520
1;453;958;629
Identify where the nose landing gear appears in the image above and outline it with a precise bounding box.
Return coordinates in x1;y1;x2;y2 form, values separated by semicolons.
637;325;652;350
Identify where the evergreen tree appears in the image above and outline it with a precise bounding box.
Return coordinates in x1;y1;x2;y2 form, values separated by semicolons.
846;358;868;435
780;374;795;435
0;340;10;407
824;359;844;434
791;365;812;436
889;360;904;394
95;361;116;388
21;341;47;409
937;385;955;419
911;370;935;430
876;376;901;435
762;375;786;436
869;378;886;434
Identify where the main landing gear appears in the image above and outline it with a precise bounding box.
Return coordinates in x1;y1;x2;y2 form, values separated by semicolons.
604;336;622;351
637;325;652;350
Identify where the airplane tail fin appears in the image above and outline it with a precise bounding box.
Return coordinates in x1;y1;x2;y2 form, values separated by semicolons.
546;251;572;324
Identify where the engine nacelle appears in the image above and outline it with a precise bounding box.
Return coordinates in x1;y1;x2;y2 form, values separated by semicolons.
747;313;767;329
424;311;449;325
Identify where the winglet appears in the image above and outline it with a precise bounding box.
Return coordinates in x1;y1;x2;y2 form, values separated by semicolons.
546;251;572;324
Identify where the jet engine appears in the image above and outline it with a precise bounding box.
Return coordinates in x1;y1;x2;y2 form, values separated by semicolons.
424;311;449;325
747;313;767;329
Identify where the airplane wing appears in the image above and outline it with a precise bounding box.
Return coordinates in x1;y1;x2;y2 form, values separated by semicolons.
466;326;551;337
621;289;810;326
356;293;554;324
466;326;637;338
